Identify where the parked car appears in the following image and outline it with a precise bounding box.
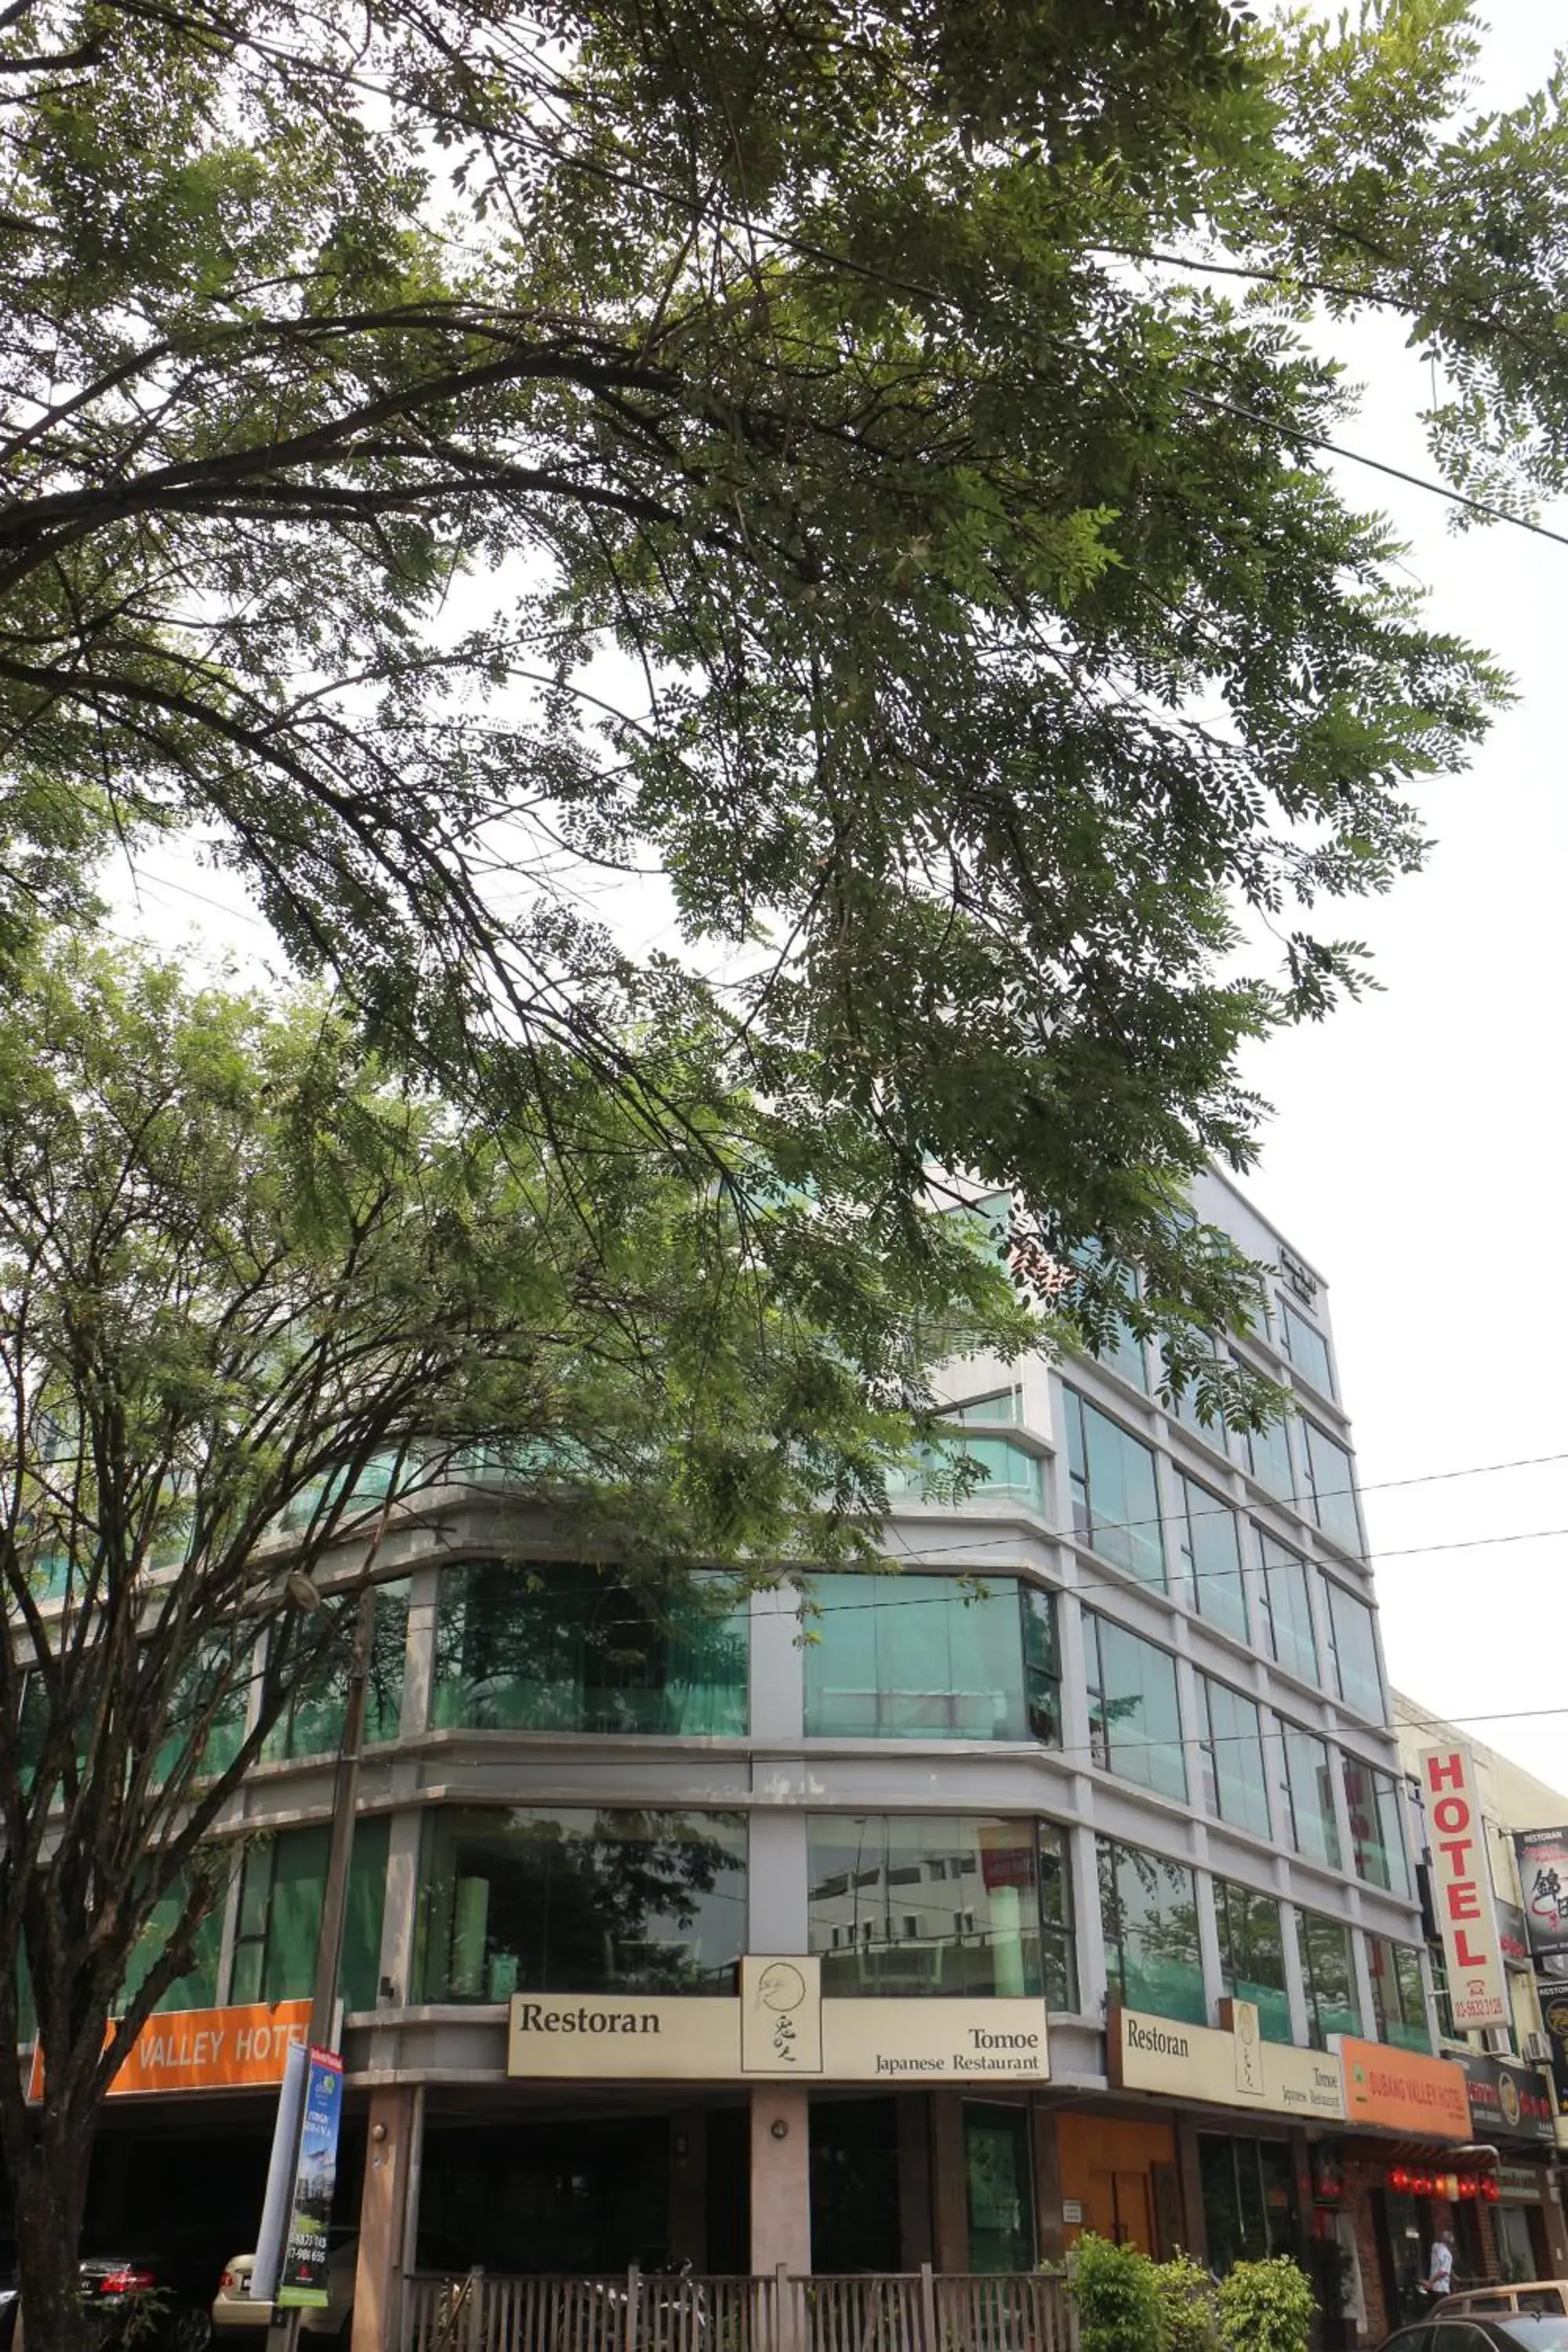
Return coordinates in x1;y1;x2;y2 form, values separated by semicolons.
1439;2292;1568;2323
210;2230;357;2344
73;2245;223;2352
1380;2315;1568;2352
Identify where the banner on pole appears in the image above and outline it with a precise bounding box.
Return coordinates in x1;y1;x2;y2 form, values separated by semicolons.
275;2047;345;2310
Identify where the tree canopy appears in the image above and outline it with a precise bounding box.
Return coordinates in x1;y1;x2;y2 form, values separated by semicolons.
5;0;1559;1372
0;931;1026;2333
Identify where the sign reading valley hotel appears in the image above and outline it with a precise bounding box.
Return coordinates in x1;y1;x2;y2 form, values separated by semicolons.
506;1958;1050;2084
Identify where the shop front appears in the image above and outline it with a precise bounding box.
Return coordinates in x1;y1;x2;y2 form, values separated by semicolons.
1456;2053;1568;2281
1326;2038;1480;2342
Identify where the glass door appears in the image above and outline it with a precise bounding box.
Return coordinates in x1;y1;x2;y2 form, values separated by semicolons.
964;2105;1036;2274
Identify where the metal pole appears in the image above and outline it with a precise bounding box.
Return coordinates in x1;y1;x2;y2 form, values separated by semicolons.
276;1585;377;2352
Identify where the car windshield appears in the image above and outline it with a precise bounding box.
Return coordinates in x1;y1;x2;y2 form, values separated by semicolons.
1494;2322;1568;2349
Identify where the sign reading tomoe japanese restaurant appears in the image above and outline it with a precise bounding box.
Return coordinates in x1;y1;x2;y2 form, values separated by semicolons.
506;1957;1050;2084
1109;2004;1344;2122
1417;1742;1511;2031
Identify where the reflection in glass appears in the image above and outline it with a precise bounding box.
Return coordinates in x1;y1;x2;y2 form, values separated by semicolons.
416;1806;746;2002
1086;1614;1187;1803
1098;1838;1206;2024
802;1576;1060;1746
1214;1878;1291;2042
431;1563;747;1737
807;1814;1076;2009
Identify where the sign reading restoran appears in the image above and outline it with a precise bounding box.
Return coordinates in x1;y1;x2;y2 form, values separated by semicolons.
1109;2005;1344;2122
506;1976;1050;2084
1418;1742;1511;2030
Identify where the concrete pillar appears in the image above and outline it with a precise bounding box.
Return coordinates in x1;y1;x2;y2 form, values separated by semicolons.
750;2085;811;2274
1032;2103;1065;2265
930;2090;969;2273
351;2083;417;2352
750;1811;809;1955
1174;2113;1208;2265
669;2111;708;2271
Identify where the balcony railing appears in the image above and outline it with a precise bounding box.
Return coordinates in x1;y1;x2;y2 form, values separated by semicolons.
405;2267;1075;2352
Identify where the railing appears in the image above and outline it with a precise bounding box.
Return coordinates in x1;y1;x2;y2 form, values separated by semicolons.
405;2267;1074;2352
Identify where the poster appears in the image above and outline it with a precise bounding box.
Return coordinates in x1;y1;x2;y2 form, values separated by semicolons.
276;2046;344;2309
1515;1828;1568;1962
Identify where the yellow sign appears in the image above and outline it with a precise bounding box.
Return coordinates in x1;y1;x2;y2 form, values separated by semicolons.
506;1995;739;2080
506;1972;1051;2084
1109;2005;1344;2122
822;1998;1049;2083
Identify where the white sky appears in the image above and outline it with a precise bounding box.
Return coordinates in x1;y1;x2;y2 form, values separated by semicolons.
1241;6;1568;1788
98;4;1568;1791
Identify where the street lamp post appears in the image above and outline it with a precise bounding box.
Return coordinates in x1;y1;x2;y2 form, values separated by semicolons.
273;1584;376;2352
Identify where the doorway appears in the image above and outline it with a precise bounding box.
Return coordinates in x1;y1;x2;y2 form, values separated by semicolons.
964;2107;1036;2274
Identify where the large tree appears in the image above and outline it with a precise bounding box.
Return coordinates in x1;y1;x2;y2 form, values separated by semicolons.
0;934;1029;2350
2;0;1552;1371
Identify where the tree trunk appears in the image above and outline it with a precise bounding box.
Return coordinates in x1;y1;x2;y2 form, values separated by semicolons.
12;2119;93;2352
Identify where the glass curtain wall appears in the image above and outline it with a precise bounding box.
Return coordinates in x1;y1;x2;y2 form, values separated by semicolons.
1062;1390;1165;1588
1098;1838;1206;2024
802;1577;1060;1744
806;1815;1076;2008
1295;1910;1360;2047
1213;1879;1291;2042
430;1563;749;1737
230;1818;390;2013
1084;1614;1186;1802
1198;1675;1272;1841
417;1806;748;2002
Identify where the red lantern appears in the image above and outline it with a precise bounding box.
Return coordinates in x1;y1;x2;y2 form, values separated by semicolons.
1483;2178;1500;2203
1390;2169;1411;2191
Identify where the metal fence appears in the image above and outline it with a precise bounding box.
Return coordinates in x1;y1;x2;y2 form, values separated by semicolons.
405;2267;1074;2352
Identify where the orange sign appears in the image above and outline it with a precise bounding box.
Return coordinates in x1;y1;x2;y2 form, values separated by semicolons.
1339;2036;1471;2139
27;2000;310;2101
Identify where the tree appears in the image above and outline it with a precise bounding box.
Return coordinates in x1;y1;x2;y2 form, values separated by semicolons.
2;0;1548;1386
0;933;1027;2350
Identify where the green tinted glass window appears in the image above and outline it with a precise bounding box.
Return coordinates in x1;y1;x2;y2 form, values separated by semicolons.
1098;1838;1205;2025
1367;1934;1431;2053
803;1576;1057;1745
1295;1910;1359;2048
807;1815;1075;2009
118;1872;227;2016
431;1563;748;1737
1063;1390;1164;1588
1275;1721;1341;1871
1302;1424;1363;1557
416;1806;746;2003
1323;1579;1383;1722
1282;1305;1334;1399
1198;1676;1271;1842
1259;1538;1319;1686
1085;1613;1186;1803
263;1579;410;1761
1344;1762;1411;1896
1174;1475;1247;1642
228;1817;389;2013
1213;1878;1291;2043
1229;1381;1294;1500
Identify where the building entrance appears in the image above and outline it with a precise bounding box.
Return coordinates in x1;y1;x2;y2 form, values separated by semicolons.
964;2106;1035;2274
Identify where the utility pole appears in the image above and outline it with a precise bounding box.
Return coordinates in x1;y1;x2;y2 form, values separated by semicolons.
274;1583;376;2352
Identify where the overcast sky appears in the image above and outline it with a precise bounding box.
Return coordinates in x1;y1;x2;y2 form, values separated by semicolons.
1244;4;1568;1790
100;3;1568;1794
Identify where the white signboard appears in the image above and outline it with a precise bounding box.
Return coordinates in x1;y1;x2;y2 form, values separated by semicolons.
820;1998;1049;2084
1110;2005;1343;2122
1419;1741;1512;2031
508;1973;1049;2084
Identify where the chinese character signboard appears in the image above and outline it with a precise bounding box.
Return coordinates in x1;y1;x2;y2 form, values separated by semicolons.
1515;1827;1568;1964
1417;1743;1511;2030
1457;2052;1558;2148
1539;1989;1568;2114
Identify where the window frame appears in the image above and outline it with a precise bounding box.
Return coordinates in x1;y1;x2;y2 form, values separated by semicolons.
1062;1386;1166;1590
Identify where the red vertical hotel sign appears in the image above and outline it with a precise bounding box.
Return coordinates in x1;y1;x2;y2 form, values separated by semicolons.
1417;1742;1511;2031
